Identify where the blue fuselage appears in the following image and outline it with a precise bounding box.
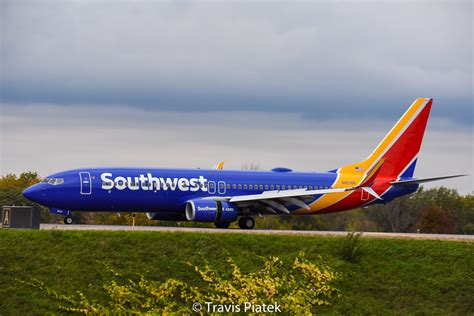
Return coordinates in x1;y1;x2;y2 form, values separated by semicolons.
24;168;336;211
23;167;417;219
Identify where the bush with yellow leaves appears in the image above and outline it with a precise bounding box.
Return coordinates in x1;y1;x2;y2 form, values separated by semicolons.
21;252;340;315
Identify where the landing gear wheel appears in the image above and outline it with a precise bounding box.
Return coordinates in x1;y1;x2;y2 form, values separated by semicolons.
64;216;73;225
214;222;231;229
238;217;255;229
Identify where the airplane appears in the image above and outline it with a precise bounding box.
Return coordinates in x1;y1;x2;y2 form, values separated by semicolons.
23;98;465;228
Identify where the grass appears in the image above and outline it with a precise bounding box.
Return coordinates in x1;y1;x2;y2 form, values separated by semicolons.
0;229;473;315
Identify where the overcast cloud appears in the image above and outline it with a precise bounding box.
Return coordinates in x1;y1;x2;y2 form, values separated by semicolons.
1;103;472;193
1;0;472;122
0;0;472;193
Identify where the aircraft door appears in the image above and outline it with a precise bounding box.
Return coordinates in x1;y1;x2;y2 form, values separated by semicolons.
208;181;216;194
218;181;226;194
79;172;92;195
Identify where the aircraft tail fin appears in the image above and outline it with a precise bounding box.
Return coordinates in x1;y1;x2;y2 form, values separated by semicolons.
338;98;433;182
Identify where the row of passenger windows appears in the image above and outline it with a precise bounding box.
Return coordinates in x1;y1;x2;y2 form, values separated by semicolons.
102;181;330;191
211;183;330;190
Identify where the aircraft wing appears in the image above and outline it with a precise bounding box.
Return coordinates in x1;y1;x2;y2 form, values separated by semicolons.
229;188;346;203
209;187;359;214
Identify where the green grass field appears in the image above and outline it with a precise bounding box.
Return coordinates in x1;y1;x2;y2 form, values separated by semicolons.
0;229;472;315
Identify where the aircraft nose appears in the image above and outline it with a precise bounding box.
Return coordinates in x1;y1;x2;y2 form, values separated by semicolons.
23;184;44;203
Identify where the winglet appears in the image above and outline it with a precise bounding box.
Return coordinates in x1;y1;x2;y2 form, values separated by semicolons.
213;161;225;170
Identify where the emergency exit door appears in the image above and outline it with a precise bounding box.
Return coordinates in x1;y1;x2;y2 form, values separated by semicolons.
80;172;92;195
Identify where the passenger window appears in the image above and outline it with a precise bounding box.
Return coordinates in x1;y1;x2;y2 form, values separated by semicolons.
244;184;248;189
249;184;253;189
259;185;263;190
276;185;280;190
238;184;242;189
232;184;236;189
227;184;230;189
270;185;274;190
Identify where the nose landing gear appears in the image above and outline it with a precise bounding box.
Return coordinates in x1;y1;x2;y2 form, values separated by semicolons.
64;216;73;225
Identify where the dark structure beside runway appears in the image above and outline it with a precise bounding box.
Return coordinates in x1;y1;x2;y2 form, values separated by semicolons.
1;206;40;229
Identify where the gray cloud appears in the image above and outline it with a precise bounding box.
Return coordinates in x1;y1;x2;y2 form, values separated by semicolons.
1;103;472;194
1;1;472;194
1;0;472;123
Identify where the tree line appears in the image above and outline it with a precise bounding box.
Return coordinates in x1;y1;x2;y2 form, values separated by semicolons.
1;172;472;234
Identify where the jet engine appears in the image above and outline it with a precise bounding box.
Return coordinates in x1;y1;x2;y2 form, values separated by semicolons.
185;199;239;223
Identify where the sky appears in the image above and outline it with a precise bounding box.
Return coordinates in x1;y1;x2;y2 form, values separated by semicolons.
1;0;473;194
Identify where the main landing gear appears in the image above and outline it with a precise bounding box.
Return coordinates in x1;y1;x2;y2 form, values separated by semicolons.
213;217;256;229
238;216;255;229
64;216;73;225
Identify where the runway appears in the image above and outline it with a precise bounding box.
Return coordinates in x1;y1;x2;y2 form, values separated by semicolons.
40;224;474;242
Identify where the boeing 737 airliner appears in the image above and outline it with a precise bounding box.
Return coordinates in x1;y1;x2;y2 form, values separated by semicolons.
23;98;465;228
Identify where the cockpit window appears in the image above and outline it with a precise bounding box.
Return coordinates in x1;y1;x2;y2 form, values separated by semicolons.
42;177;64;185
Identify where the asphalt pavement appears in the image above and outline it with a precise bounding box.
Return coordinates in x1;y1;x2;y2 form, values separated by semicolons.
40;224;474;242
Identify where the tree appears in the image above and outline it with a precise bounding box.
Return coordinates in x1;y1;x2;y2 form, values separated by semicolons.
416;204;456;234
0;172;54;223
361;195;421;232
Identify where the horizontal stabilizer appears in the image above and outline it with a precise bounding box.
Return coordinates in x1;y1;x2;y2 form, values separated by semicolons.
390;174;467;185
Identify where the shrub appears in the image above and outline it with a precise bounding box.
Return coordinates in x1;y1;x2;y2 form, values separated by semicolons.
20;253;340;314
338;231;364;263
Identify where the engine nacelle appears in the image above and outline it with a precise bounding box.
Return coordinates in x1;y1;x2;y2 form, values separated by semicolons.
186;199;239;223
